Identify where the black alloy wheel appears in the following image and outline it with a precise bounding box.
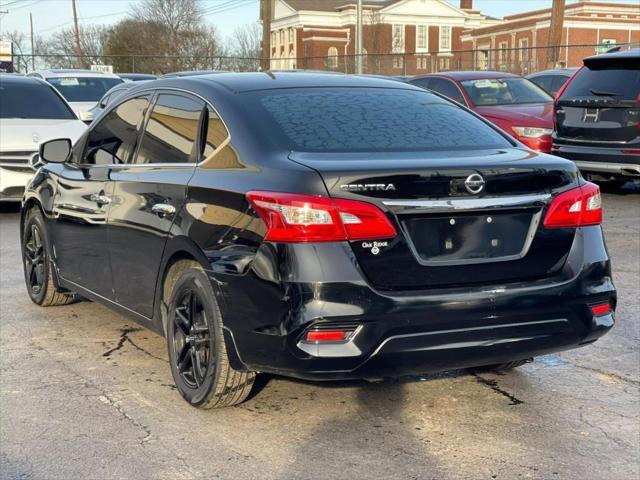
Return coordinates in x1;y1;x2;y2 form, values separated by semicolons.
23;223;46;296
173;290;212;389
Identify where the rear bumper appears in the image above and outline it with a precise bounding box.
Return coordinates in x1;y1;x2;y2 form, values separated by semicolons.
212;226;615;380
552;143;640;177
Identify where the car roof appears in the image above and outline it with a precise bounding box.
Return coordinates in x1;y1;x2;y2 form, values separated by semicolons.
0;74;48;86
526;68;579;77
32;69;122;79
177;71;420;93
584;47;640;67
410;71;521;81
160;70;230;78
118;73;157;78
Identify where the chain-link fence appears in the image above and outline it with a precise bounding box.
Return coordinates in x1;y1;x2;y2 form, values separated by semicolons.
8;43;625;76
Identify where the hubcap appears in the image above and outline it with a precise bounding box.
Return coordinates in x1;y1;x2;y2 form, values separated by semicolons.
173;290;211;389
24;224;46;295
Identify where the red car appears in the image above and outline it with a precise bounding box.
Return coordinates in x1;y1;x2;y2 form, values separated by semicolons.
408;71;555;153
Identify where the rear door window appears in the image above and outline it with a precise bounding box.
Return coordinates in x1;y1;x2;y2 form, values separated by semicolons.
134;93;204;164
560;66;640;101
530;75;553;94
84;96;150;165
409;78;432;90
427;78;467;105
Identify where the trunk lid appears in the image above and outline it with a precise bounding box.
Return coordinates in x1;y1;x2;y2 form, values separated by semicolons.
291;148;579;290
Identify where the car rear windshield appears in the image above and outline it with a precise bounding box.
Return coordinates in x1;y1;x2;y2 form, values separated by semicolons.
47;76;123;102
461;78;552;106
0;81;76;119
244;88;513;153
559;65;640;101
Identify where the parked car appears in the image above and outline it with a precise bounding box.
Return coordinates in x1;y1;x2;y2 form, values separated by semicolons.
87;81;149;119
118;73;157;82
160;70;229;78
408;72;555;152
552;48;640;186
27;69;123;122
23;73;615;407
526;68;578;96
0;75;86;202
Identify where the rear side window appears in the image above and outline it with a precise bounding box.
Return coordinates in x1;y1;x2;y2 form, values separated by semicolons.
409;78;431;90
135;93;204;164
84;96;150;165
530;75;553;94
247;88;511;153
0;81;76;120
560;65;640;101
428;78;467;105
203;107;229;156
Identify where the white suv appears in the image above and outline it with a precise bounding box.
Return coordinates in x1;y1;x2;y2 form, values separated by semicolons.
27;69;123;122
0;75;87;202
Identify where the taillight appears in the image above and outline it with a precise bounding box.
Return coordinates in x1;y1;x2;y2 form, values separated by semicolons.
591;303;612;316
543;182;602;228
246;191;397;242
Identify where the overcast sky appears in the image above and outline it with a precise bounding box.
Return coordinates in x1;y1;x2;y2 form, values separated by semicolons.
0;0;637;42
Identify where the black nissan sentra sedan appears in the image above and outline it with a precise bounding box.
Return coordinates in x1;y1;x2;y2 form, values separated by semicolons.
22;73;616;408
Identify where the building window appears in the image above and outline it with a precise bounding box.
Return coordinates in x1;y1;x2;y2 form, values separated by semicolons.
392;24;405;53
289;48;295;69
288;28;294;44
416;55;429;70
362;48;368;71
416;25;428;51
439;26;451;51
279;29;285;44
498;41;508;69
327;46;339;69
519;38;529;62
438;57;450;71
271;32;276;46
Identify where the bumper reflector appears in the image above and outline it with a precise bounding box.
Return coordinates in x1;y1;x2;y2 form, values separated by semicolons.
306;330;348;343
590;303;611;316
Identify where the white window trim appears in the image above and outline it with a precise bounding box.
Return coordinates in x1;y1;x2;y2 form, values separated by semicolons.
519;38;529;61
392;24;405;53
439;25;451;52
416;24;429;52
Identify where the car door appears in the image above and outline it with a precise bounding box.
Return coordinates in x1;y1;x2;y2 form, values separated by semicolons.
107;91;204;318
52;95;151;298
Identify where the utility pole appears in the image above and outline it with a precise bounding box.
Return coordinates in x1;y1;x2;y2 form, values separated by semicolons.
546;0;565;69
71;0;84;69
260;0;272;71
355;0;363;74
29;13;35;71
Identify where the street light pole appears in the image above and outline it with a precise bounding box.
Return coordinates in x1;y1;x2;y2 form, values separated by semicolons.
356;0;363;74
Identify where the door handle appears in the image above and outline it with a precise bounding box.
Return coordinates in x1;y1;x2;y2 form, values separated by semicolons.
152;203;176;216
90;193;111;205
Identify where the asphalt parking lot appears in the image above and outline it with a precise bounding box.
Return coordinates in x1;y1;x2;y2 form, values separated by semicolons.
0;187;638;480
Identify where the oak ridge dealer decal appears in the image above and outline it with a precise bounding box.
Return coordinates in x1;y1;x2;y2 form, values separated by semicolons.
362;241;388;255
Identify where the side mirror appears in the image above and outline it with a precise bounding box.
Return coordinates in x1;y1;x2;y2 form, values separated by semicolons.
40;138;72;164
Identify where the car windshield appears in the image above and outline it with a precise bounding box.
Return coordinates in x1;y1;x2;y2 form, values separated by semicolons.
47;76;123;102
0;81;76;119
560;65;640;101
245;87;513;153
461;78;553;106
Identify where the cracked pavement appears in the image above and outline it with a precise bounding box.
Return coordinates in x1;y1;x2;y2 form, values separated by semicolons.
1;188;639;479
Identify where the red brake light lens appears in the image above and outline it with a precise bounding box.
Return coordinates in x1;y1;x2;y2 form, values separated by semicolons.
543;182;602;228
590;303;611;316
305;330;347;343
246;191;397;243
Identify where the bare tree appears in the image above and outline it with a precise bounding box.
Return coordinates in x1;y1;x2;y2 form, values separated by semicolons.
229;23;261;71
41;24;109;69
131;0;202;38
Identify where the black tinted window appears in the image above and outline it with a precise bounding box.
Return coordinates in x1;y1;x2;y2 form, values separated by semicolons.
428;78;466;105
249;88;511;153
47;76;123;102
84;96;150;165
135;94;203;164
550;75;570;94
203;107;229;157
530;75;553;93
560;65;640;101
0;81;76;119
409;78;431;90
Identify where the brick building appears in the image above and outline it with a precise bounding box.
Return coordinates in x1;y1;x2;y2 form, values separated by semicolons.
460;1;640;74
268;0;500;73
268;0;640;75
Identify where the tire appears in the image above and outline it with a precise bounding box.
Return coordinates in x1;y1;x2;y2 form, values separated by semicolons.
22;208;75;307
165;261;255;408
473;358;532;373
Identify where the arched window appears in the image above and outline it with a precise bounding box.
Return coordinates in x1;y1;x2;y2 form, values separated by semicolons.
327;46;339;69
